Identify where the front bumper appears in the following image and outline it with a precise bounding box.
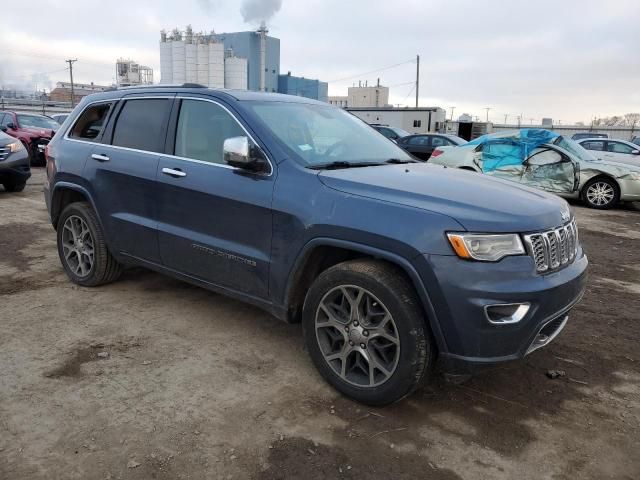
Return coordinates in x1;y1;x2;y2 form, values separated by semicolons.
415;248;588;373
0;150;31;182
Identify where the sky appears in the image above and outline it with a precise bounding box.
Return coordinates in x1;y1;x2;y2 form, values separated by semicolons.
1;0;639;124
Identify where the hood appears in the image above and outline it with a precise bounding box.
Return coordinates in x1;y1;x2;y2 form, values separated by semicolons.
21;126;55;138
318;163;571;232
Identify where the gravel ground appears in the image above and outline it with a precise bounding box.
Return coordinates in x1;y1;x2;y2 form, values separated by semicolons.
1;169;639;480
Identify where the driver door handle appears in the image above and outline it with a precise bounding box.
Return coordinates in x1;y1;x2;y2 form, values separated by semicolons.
91;153;110;162
162;167;187;178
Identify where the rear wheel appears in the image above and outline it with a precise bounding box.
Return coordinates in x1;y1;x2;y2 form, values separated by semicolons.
582;177;619;209
2;180;26;192
302;259;435;405
57;202;122;286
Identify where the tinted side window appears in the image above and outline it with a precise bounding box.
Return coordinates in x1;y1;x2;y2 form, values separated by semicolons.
174;99;245;165
112;99;170;152
1;114;12;127
430;137;448;147
408;136;427;146
582;141;604;151
379;128;395;139
69;103;113;141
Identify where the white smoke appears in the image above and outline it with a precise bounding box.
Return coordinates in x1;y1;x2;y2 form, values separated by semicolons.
240;0;282;24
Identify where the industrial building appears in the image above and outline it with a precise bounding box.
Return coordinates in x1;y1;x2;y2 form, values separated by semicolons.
160;27;226;88
159;24;278;92
49;81;109;103
116;59;153;87
348;107;447;134
278;72;328;102
328;83;391;108
214;25;280;92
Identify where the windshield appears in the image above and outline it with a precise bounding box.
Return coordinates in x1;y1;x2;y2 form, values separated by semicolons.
554;136;598;161
17;114;59;130
246;102;413;167
390;127;410;138
445;135;468;145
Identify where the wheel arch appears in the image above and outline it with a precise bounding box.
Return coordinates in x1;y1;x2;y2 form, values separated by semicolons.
580;173;621;200
50;182;101;230
283;238;447;352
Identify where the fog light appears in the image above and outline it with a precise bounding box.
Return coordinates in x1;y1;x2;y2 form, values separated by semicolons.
484;303;530;324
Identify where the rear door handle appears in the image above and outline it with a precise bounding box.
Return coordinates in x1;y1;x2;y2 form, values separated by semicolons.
91;153;110;162
162;167;187;178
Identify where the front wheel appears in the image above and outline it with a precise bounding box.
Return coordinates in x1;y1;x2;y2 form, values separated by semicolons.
302;259;435;405
582;177;619;209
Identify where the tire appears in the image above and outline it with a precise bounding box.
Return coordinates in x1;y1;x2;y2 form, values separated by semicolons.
581;177;620;209
2;181;26;192
56;202;122;286
302;259;435;405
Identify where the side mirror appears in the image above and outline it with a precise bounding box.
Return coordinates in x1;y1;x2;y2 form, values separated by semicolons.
632;150;640;155
223;136;269;173
6;122;15;130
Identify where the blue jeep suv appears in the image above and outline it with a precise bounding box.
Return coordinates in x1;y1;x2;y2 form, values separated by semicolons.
44;85;588;405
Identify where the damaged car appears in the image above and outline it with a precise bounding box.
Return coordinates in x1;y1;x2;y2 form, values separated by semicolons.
0;111;58;166
429;129;640;209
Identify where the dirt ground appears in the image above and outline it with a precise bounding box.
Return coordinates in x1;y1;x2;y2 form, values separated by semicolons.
1;169;639;480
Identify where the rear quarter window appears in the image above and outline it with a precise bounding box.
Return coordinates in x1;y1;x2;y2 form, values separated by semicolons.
69;103;114;141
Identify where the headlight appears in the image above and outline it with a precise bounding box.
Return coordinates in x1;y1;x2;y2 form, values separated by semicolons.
7;142;24;153
447;233;525;261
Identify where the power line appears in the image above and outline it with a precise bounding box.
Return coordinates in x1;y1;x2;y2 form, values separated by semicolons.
327;58;416;84
3;51;114;68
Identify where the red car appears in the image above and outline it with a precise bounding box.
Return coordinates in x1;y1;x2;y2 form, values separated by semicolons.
0;111;59;166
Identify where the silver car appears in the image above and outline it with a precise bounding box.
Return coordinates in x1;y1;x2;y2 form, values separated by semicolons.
430;129;640;209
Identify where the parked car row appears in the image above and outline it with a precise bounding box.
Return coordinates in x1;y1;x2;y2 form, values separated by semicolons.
44;86;588;405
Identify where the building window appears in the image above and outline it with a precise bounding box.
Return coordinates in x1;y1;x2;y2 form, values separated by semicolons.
413;120;422;128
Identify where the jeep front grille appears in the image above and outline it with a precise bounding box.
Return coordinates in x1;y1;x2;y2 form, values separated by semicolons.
523;220;578;273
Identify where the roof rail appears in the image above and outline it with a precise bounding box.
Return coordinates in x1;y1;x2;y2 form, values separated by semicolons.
109;83;208;91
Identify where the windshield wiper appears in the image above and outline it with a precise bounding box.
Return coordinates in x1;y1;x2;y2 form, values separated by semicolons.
308;161;384;170
385;158;417;164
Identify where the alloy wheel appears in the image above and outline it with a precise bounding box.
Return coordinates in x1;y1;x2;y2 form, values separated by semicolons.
61;215;95;278
315;285;400;387
586;181;615;206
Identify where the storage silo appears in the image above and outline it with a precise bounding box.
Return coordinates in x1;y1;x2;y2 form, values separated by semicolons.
224;54;248;90
208;41;225;88
185;42;197;84
196;39;210;86
159;31;173;84
171;38;186;85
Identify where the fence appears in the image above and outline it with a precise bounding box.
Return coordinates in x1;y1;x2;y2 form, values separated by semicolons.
0;97;73;116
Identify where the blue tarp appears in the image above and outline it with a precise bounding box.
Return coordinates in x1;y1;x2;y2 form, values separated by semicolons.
468;129;560;172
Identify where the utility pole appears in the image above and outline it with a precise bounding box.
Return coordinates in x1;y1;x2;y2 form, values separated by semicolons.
484;107;491;122
415;54;420;108
503;114;508;124
66;59;77;107
449;106;456;121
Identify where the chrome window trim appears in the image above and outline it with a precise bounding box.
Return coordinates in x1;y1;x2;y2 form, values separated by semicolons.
62;95;273;177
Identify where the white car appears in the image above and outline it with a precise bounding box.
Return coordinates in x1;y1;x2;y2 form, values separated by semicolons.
577;138;640;167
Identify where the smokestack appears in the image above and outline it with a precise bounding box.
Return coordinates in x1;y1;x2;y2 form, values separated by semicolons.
257;21;268;91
